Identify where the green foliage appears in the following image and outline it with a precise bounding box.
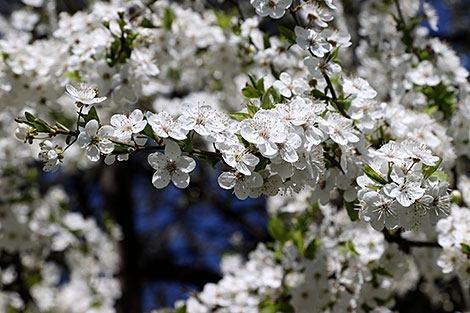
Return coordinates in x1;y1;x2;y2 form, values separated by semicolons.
345;200;359;221
278;25;296;45
422;159;442;180
78;106;100;127
62;70;82;82
163;7;175;30
214;9;237;29
461;243;470;257
106;16;139;67
194;152;219;169
268;215;287;242
259;298;295;313
228;112;251;120
21;112;53;133
363;163;389;185
417;83;457;120
304;238;321;260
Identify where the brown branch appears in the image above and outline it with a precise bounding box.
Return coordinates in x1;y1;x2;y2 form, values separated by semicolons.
382;229;440;253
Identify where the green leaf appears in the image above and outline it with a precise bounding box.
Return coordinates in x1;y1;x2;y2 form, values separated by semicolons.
55;122;70;132
175;305;187;313
142;124;157;140
194;153;219;169
247;103;260;116
66;135;72;145
228;112;251;120
163;7;175;30
261;93;274;109
268;215;286;242
311;89;328;100
339;241;359;256
422;159;442;180
62;70;82;82
269;86;282;103
254;157;269;171
215;9;236;29
33;118;53;133
256;77;265;94
329;47;340;62
25;111;36;122
345;200;359;221
431;171;449;182
372;266;393;278
140;17;157;28
290;229;304;256
305;238;321;260
180;137;193;153
461;243;470;256
242;85;262;99
248;73;257;87
363;163;388;185
278;25;296;44
263;33;271;49
81;106;100;124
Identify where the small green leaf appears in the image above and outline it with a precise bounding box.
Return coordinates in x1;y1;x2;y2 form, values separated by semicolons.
278;25;296;44
372;266;393;278
194;153;219;169
348;241;359;255
66;135;72;145
242;85;262;99
261;93;274;109
263;33;271;49
305;238;321;260
269;86;282;103
248;73;257;87
55;122;70;132
140;17;157;28
62;70;82;82
25;111;36;122
363;163;388;185
163;7;175;30
268;215;286;242
461;243;470;257
175;305;187;313
247;103;260;116
290;229;304;256
431;171;449;182
142;124;157;140
345;200;359;221
33;118;53;133
311;89;328;100
255;77;265;93
228;112;251;120
423;159;442;180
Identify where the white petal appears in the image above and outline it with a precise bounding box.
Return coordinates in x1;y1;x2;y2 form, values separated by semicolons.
218;172;236;189
176;156;196;173
77;132;89;148
86;145;100;162
130;109;143;123
171;171;190;189
164;140;181;160
152;171;170;189
147;152;167;169
98;140;114;154
85;119;99;136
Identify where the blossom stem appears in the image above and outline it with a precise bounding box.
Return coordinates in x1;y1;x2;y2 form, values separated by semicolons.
393;0;406;29
382;229;440;252
110;138;222;158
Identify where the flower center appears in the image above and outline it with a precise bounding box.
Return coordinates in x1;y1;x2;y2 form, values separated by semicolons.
166;161;177;173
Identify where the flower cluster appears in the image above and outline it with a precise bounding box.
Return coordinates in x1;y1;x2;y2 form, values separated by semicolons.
357;141;450;230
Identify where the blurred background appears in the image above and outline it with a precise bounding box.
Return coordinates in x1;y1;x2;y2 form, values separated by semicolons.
1;0;470;312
